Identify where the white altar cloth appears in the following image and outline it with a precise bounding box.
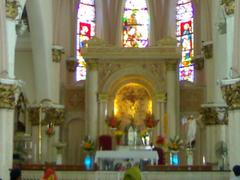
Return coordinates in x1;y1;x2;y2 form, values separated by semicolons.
95;150;158;168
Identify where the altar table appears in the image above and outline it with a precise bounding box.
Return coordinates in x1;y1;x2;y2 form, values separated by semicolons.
95;150;158;170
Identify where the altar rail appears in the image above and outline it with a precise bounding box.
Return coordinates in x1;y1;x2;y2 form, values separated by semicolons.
22;170;230;180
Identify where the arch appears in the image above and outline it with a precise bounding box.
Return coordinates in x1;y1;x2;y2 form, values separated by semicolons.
101;66;163;97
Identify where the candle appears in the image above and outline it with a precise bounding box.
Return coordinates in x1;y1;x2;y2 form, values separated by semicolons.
203;156;206;165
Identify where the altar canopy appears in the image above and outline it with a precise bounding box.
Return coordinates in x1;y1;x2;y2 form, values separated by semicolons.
82;37;180;142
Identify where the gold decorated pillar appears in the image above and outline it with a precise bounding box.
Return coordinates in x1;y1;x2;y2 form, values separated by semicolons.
98;93;108;136
220;80;240;169
28;99;64;164
200;104;228;167
85;59;98;140
0;79;22;180
166;61;178;138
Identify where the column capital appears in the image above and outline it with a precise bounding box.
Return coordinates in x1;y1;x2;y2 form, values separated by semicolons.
5;0;20;20
98;93;108;102
86;59;98;70
221;81;240;109
166;61;177;71
155;92;167;102
52;45;64;63
200;105;228;125
220;0;235;16
0;79;22;109
28;99;65;126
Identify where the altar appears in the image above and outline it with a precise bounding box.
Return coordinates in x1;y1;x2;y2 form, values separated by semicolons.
95;149;159;170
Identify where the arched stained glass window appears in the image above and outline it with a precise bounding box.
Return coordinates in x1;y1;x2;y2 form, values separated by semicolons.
122;0;150;48
76;0;95;81
176;0;194;82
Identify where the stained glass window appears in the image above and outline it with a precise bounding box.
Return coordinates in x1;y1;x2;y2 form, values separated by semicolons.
176;0;194;82
76;0;95;81
122;0;150;48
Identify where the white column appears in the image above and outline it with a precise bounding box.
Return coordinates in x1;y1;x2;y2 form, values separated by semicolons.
155;92;166;135
228;110;240;169
0;79;21;180
5;0;26;78
226;16;234;77
27;0;59;102
86;60;98;140
98;93;108;136
166;62;177;138
232;0;240;77
0;0;8;76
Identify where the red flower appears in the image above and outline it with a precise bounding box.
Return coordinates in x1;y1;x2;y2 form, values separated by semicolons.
106;116;120;128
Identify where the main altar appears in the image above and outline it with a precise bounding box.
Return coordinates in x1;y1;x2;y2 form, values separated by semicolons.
82;36;181;144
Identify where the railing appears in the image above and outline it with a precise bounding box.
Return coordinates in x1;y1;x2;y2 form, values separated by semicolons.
22;170;230;180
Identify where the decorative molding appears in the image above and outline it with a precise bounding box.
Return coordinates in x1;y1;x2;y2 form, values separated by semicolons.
166;62;177;71
52;45;64;63
0;79;22;109
28;99;64;126
191;55;204;70
98;93;108;102
16;19;28;36
66;57;78;72
200;104;228;125
0;83;17;109
6;0;20;20
202;41;213;59
86;59;98;71
155;92;167;102
220;80;240;109
82;37;181;60
220;0;235;15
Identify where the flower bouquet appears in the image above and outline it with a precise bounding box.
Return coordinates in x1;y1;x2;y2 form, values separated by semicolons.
144;113;159;129
82;136;95;152
114;129;124;145
105;115;121;129
156;135;167;150
168;135;183;152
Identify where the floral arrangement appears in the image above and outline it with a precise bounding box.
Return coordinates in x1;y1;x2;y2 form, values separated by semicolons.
156;135;166;147
105;115;121;129
82;136;95;152
168;135;183;152
114;129;124;145
144;113;159;128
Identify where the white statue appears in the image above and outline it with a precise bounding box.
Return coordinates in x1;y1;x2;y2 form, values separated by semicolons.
186;115;197;148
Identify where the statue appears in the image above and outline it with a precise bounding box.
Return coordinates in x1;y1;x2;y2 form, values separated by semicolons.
186;115;197;148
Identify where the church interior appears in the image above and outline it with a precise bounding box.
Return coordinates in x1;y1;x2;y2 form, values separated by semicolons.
0;0;239;179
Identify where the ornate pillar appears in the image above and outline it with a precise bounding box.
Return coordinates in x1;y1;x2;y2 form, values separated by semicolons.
155;92;166;135
86;60;98;140
166;61;178;138
28;99;64;163
221;80;240;169
0;79;22;180
200;104;228;167
98;93;108;136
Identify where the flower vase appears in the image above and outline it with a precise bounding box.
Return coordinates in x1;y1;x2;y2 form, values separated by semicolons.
84;152;94;170
170;151;180;165
186;148;193;166
116;136;122;145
